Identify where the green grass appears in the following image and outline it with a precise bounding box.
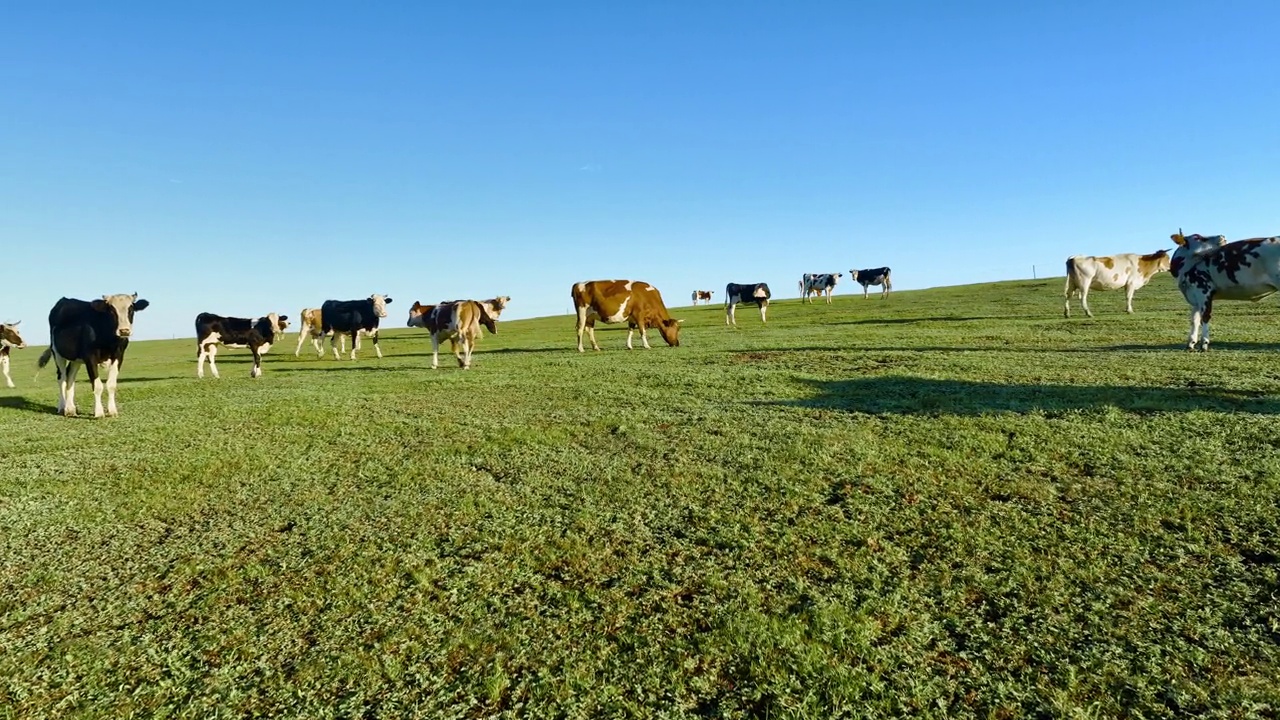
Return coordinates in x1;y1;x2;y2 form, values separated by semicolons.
3;274;1279;718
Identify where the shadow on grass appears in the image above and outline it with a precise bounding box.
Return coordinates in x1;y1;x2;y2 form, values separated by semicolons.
270;365;408;374
765;375;1280;415
0;395;56;415
825;315;1037;326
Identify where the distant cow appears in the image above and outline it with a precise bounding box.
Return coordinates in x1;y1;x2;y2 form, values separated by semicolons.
1170;229;1280;351
850;267;892;299
320;294;392;360
1;321;27;388
692;290;713;305
724;283;771;326
800;273;842;304
571;280;682;351
36;293;150;417
439;296;511;326
1063;250;1171;317
407;300;499;369
195;312;289;378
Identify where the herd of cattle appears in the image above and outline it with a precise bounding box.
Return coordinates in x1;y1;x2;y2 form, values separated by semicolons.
4;233;1280;418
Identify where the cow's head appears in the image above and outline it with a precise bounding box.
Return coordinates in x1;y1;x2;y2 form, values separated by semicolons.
1170;230;1229;277
0;320;25;349
486;295;511;319
1143;249;1172;273
658;318;683;347
371;294;393;318
407;301;431;328
268;313;289;335
92;293;149;337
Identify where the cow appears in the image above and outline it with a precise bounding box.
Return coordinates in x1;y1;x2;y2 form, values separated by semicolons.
850;267;893;299
1170;229;1280;351
724;283;771;326
1063;250;1171;318
571;280;682;352
320;294;392;360
800;273;842;304
407;299;499;369
439;296;511;326
692;290;713;305
36;293;150;418
195;312;289;379
295;307;361;357
1;321;27;388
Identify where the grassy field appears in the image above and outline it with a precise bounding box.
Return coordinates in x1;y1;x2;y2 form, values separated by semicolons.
3;274;1279;718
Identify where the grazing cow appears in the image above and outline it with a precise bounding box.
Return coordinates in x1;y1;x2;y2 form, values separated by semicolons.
1170;229;1280;351
320;294;392;360
36;293;150;417
800;273;842;304
692;290;713;305
407;299;499;369
1;321;27;388
724;283;771;326
571;280;682;352
195;312;289;379
850;267;893;299
1063;250;1171;317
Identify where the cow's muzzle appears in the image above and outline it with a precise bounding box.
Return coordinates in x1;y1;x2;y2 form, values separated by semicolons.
117;328;132;337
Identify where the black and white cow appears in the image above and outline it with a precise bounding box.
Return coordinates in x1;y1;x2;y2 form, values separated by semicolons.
1;321;27;388
36;293;150;417
799;273;842;304
320;294;392;360
1170;229;1280;351
195;312;290;378
850;267;893;299
724;283;771;326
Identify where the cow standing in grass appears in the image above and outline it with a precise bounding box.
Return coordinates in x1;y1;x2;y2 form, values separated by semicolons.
320;294;391;360
572;280;682;351
195;312;289;378
800;273;842;304
37;293;150;417
1170;229;1280;351
1;321;27;388
1063;250;1171;318
724;282;771;326
850;267;892;299
407;300;498;369
692;290;713;305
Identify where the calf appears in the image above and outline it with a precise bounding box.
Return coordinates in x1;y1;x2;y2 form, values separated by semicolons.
724;283;771;326
850;267;892;299
195;312;289;378
294;307;358;357
1170;229;1280;351
1;321;27;388
407;300;497;369
36;293;150;417
320;294;392;360
800;273;842;304
691;290;713;305
1063;250;1171;317
571;280;682;351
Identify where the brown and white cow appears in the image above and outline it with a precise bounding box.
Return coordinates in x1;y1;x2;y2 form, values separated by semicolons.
691;290;713;305
1063;250;1171;317
572;280;682;352
1;321;27;388
1170;229;1280;351
407;300;498;369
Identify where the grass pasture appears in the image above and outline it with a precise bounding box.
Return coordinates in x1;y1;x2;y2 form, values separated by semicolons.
3;274;1280;718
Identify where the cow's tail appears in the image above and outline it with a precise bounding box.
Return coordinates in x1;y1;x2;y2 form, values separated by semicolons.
798;280;804;293
37;348;53;369
1063;257;1076;296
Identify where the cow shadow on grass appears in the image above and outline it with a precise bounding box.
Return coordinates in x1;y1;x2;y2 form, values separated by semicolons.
0;395;56;415
825;315;1036;326
269;365;408;374
766;375;1280;415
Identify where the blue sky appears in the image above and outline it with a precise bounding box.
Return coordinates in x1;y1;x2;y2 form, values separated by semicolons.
3;1;1278;341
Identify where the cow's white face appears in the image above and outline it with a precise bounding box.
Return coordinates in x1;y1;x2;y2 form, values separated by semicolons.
0;321;25;349
371;294;392;318
407;301;430;328
267;313;289;335
94;293;150;337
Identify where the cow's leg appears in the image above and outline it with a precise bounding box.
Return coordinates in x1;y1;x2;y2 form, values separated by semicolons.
759;300;768;323
62;360;80;417
575;307;589;352
348;332;358;360
250;345;262;378
104;359;121;417
89;361;105;418
1200;300;1214;351
1;353;11;388
640;323;652;349
197;342;210;378
461;335;473;369
864;285;870;299
330;331;342;360
1187;305;1203;351
207;344;220;379
726;301;737;326
373;330;383;359
451;337;464;367
294;327;308;356
1125;283;1136;314
53;356;69;415
1080;285;1094;318
430;334;441;369
626;325;635;350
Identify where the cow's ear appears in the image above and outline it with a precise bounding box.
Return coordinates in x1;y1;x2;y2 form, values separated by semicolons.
385;297;393;304
1171;231;1187;246
279;315;289;322
133;299;150;312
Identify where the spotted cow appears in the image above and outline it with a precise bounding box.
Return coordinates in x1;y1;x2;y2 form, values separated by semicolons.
1063;250;1171;317
800;273;842;304
1170;229;1280;351
692;290;713;305
37;293;150;417
571;280;682;352
407;299;499;369
850;267;892;299
724;283;771;326
320;294;392;360
1;321;27;388
195;312;289;378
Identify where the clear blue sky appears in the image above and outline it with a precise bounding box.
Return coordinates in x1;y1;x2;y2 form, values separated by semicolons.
3;1;1278;341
